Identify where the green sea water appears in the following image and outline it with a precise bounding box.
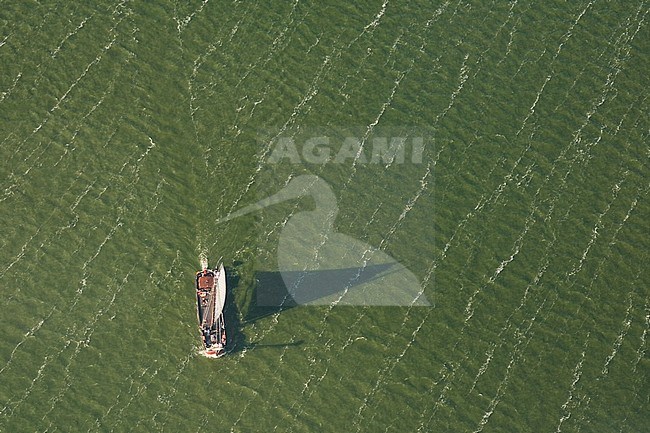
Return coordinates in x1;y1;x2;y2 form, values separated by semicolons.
1;1;648;432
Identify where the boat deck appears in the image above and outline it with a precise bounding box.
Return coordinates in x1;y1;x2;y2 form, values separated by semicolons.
195;265;226;357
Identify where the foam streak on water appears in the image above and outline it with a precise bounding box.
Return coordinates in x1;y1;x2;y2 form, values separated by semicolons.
40;265;139;425
554;333;590;433
0;307;56;377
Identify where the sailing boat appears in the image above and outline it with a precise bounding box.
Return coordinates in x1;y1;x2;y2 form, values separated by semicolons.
195;261;227;358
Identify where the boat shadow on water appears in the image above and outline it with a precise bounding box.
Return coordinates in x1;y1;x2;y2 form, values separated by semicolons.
248;262;400;313
224;265;303;354
224;262;408;354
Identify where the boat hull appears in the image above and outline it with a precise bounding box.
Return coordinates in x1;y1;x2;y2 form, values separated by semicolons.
195;263;227;357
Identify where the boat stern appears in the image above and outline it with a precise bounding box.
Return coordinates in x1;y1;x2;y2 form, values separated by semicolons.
201;344;225;358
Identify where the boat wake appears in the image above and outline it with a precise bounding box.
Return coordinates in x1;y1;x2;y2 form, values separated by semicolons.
199;251;208;271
